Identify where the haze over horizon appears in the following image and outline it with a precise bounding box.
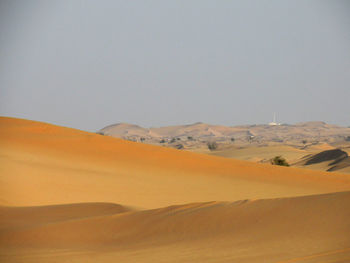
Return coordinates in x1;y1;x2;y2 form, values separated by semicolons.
1;2;350;260
1;0;350;131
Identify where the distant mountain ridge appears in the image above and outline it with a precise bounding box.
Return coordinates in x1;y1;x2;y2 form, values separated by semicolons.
99;121;350;145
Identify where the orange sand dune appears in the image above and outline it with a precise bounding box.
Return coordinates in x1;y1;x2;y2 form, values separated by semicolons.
1;191;350;263
1;116;350;209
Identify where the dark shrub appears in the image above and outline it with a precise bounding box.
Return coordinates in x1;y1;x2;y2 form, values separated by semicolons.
270;156;290;167
207;141;218;151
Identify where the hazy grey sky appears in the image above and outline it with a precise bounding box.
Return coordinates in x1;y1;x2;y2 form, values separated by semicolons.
1;0;350;131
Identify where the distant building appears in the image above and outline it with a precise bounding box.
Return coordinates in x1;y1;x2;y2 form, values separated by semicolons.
269;113;281;126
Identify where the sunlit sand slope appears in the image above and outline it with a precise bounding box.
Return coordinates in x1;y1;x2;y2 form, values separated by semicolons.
0;202;130;230
1;191;349;263
1;117;350;208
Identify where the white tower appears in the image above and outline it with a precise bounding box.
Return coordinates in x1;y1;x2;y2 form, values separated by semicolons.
269;113;280;126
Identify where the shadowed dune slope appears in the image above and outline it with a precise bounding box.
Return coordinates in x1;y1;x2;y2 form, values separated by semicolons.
295;149;350;173
1;117;350;208
1;191;350;263
304;149;348;165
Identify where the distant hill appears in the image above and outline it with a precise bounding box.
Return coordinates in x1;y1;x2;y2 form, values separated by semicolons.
99;121;350;146
99;121;350;174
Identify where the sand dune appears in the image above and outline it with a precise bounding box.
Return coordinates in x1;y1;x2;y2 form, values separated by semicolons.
1;117;350;208
1;191;350;262
207;143;350;174
209;144;308;163
1;117;350;262
294;149;350;173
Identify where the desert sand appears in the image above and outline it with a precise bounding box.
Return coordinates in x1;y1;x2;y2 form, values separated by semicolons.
207;144;350;174
1;116;350;262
